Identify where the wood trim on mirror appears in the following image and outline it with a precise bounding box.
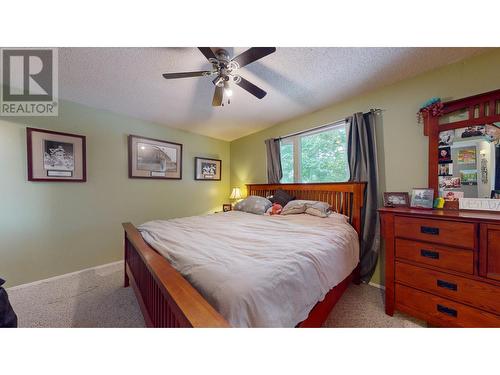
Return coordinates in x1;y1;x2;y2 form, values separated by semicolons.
423;89;500;198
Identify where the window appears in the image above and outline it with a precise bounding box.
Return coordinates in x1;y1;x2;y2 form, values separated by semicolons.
280;122;349;183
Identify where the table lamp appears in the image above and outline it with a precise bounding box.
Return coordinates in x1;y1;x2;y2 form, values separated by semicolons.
229;187;242;205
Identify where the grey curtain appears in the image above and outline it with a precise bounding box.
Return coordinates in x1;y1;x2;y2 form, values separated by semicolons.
346;111;380;282
265;138;283;183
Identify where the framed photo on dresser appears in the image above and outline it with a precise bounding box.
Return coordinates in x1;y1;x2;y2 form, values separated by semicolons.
383;192;410;207
128;135;182;179
27;127;86;182
410;188;434;209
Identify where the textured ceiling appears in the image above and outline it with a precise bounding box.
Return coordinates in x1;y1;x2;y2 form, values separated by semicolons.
59;47;486;141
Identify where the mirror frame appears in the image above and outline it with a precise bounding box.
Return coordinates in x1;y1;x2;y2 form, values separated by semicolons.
423;89;500;206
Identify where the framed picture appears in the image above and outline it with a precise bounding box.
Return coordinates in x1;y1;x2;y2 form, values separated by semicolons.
438;146;452;164
128;135;182;179
439;190;464;202
194;157;221;181
457;147;476;165
460;169;478;185
438;130;454;146
383;192;409;208
222;204;232;212
410;188;434;209
27;127;86;182
438;163;453;176
456;125;485;139
439;176;461;189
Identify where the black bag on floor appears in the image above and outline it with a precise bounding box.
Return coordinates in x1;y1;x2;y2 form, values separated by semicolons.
0;278;17;328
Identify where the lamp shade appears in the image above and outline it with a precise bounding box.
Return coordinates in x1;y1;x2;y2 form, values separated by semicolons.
229;187;242;200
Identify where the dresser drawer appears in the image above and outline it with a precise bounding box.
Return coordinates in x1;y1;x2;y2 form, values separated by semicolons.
395;284;500;327
396;262;500;315
395;238;474;274
394;216;475;249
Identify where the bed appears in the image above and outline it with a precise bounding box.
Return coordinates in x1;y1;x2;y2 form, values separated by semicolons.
122;182;366;327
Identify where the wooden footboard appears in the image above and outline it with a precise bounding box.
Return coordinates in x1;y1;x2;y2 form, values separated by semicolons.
123;223;229;327
123;182;366;328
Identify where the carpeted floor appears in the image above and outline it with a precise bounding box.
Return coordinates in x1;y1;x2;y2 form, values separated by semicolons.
8;262;424;328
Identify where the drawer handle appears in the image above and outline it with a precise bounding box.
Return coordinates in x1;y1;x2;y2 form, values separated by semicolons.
437;279;457;291
437;304;457;318
421;249;439;259
421;226;439;235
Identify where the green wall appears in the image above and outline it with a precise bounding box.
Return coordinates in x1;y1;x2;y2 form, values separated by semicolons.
0;100;229;287
3;49;500;289
229;48;500;285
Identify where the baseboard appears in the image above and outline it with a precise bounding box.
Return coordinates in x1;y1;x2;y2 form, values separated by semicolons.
7;260;123;291
368;281;386;290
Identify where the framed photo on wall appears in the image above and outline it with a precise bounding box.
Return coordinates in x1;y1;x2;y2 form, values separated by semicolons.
128;135;182;179
194;157;221;181
27;127;86;182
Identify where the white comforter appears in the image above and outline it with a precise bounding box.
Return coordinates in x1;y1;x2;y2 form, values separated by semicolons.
138;211;359;327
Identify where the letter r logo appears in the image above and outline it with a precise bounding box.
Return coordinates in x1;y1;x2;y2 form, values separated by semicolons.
2;49;53;102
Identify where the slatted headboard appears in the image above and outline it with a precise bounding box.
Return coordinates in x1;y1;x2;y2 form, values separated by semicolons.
246;182;366;235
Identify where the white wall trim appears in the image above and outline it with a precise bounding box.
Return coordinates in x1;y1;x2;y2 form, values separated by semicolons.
368;281;386;290
7;260;123;291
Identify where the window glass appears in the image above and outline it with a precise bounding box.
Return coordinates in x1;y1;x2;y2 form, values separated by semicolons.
280;140;294;183
280;123;349;183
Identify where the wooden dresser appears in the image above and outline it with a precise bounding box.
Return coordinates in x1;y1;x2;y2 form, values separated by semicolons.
379;207;500;327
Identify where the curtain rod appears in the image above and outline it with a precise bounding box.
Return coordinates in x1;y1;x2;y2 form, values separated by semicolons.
276;108;384;140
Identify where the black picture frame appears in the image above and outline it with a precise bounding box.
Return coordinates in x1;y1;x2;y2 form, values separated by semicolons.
222;204;232;212
194;157;221;181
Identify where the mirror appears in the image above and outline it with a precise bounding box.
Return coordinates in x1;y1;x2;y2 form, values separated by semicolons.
438;124;500;200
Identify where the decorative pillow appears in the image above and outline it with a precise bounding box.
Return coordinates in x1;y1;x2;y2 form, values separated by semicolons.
305;201;331;218
269;189;295;207
269;203;283;215
233;196;272;215
281;200;310;215
282;200;331;217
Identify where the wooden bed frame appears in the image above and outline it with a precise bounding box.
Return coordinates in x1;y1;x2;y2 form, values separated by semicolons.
122;182;366;327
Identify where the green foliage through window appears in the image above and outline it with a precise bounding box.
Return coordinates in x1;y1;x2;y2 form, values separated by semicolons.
280;124;349;183
280;142;294;183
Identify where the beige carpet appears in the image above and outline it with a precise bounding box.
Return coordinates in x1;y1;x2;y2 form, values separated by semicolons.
8;262;424;328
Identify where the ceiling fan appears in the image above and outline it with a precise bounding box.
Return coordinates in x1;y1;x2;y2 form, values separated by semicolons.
162;47;276;106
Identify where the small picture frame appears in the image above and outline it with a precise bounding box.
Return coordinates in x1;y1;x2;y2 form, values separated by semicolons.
438;163;453;176
383;192;410;208
128;135;182;179
222;204;232;212
438;146;452;164
410;188;435;209
27;127;86;182
195;157;221;181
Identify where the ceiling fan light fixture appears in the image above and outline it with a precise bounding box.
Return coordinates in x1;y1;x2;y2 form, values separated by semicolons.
224;81;233;97
163;47;276;106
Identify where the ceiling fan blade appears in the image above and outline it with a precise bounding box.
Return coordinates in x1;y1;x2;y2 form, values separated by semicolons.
212;85;223;106
198;47;217;62
231;47;276;68
162;71;213;79
234;76;267;99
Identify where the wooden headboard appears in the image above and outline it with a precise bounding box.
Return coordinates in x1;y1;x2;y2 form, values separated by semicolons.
246;182;367;235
